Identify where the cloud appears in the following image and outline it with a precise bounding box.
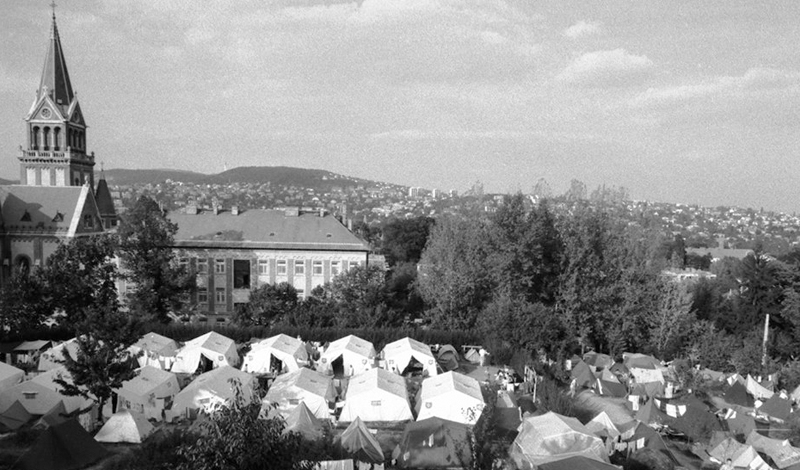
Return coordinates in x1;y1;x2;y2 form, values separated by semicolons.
558;49;653;86
563;20;601;38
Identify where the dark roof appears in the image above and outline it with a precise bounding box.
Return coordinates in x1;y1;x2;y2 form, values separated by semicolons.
17;418;109;470
0;185;98;237
38;15;75;113
94;176;116;216
169;210;369;251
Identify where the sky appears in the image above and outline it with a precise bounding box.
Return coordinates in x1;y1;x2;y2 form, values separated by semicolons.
1;1;799;212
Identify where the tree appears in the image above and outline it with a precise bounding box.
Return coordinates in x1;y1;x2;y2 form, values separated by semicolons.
649;281;695;359
381;217;434;266
177;380;315;470
232;282;298;326
0;267;51;335
117;195;194;322
318;264;396;328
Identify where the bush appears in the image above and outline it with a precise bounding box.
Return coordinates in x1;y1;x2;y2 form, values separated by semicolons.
99;429;196;470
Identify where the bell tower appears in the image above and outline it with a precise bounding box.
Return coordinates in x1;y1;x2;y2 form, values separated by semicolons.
19;7;95;188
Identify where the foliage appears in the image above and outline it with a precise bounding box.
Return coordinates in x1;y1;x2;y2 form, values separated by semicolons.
100;429;196;470
536;376;577;417
176;379;315;470
117;195;194;323
0;267;51;336
315;264;396;328
381;216;434;266
648;281;696;360
232;282;299;327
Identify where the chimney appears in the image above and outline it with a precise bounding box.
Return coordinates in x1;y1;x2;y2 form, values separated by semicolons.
232;205;239;216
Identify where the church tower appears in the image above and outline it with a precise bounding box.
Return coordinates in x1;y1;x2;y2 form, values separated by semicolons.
19;9;95;189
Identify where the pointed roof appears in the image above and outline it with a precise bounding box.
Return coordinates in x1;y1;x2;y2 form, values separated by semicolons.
283;401;323;441
0;400;33;432
94;174;117;217
340;417;384;464
17;419;109;470
38;12;75;112
94;410;155;443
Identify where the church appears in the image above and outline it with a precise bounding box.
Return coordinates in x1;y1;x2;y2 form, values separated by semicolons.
0;10;116;280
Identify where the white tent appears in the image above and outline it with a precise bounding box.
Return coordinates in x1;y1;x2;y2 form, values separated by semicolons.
0;367;92;416
129;332;180;370
116;366;180;421
172;365;254;415
339;368;413;422
382;337;437;377
171;331;239;374
264;367;335;420
510;412;609;469
242;334;308;374
37;338;79;372
0;361;24;393
94;409;154;443
415;371;484;425
319;335;376;376
585;411;620;440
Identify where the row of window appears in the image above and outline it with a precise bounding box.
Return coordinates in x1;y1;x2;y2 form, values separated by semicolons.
193;258;360;276
198;287;226;305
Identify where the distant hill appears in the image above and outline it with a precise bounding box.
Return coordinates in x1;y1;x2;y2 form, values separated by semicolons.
104;166;398;190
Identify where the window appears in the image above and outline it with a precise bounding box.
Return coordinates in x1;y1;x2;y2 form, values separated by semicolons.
83;214;94;229
313;260;323;275
277;259;287;275
233;260;250;289
294;260;305;275
349;261;360;270
257;259;269;275
215;288;226;305
215;259;225;274
178;258;188;272
296;288;305;299
197;259;208;274
198;289;208;304
331;261;341;276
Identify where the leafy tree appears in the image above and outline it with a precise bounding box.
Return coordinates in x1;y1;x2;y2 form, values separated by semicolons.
117;195;194;322
386;262;425;316
381;217;434;266
0;268;51;335
177;379;315;470
649;281;695;359
232;282;298;326
316;264;397;328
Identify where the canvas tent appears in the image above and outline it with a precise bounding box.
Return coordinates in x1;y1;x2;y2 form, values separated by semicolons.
510;412;608;469
94;409;154;443
725;381;755;408
32;401;68;430
340;416;384;464
392;417;472;469
595;377;627;398
117;366;180;421
618;421;679;465
0;368;92;417
283;401;324;441
242;334;308;374
17;419;109;470
340;367;413;422
436;345;459;372
130;332;180;370
416;371;484;425
709;437;772;470
382;337;437;377
37;339;79;372
570;361;596;389
172;365;254;415
0;361;24;392
0;400;32;432
746;430;800;469
759;393;793;422
171;331;239;374
583;352;614;370
319;335;376;377
585;411;620;440
264;367;336;420
747;374;775;400
11;341;51;367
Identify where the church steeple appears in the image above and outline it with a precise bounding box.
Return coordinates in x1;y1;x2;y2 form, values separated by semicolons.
20;8;95;189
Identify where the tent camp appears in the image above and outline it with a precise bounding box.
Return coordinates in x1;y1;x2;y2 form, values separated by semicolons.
709;437;772;470
263;367;335;420
17;419;109;470
171;332;239;374
116;366;180;421
392;417;472;469
129;332;180;370
510;412;608;469
37;339;79;372
340;368;413;423
283;401;324;441
242;334;308;374
94;409;155;443
382;337;437;377
747;430;800;469
171;365;254;415
0;361;24;392
340;416;384;464
416;371;484;425
437;345;460;372
319;335;376;377
0;400;32;432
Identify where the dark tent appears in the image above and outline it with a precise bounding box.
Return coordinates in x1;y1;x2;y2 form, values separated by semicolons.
17;419;109;470
620;421;679;466
392;417;471;468
436;345;459;372
668;400;722;441
758;394;792;422
724;381;754;408
283;401;323;441
571;361;596;389
595;378;627;398
539;455;620;470
32;401;68;430
340;417;384;464
629;381;665;398
583;352;613;370
725;407;756;437
0;400;32;432
635;399;669;427
623;353;662;370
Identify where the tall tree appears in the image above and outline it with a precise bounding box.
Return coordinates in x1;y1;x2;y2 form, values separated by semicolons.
649;281;695;359
117;196;193;322
232;282;298;327
381;216;434;266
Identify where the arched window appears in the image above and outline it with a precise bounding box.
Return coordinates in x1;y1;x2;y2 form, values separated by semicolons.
32;127;40;150
53;127;61;151
43;127;50;150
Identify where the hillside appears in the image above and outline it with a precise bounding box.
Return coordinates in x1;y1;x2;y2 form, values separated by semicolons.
103;169;206;185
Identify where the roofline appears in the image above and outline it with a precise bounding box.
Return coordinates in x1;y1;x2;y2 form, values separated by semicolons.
172;240;370;251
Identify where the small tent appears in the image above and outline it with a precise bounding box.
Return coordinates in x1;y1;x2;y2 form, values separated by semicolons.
623;353;663;370
32;401;68;430
37;339;80;372
340;417;384;464
585;411;620;440
570;361;596;389
392;417;472;468
436;345;460;372
283;401;324;441
0;361;24;392
594;378;627;398
709;437;772;470
0;400;32;432
758;393;793;422
0;369;90;416
340;368;413;422
746;430;800;469
263;367;335;420
510;412;608;469
583;352;614;370
94;409;155;443
618;421;679;465
725;381;755;408
746;374;774;400
171;331;239;374
242;334;308;374
319;335;376;377
172;365;254;415
724;406;757;437
416;371;484;425
129;332;180;370
116;366;180;421
382;337;437;377
17;419;109;470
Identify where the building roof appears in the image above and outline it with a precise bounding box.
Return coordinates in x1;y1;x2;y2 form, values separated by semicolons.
0;185;100;237
169;210;369;251
94;175;116;217
36;14;75;114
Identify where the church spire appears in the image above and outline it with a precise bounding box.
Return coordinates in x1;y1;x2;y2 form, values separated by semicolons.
38;6;74;110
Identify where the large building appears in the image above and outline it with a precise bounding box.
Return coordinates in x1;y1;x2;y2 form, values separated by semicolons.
0;11;115;280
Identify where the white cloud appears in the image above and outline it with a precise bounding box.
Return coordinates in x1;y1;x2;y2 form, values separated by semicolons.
563;20;601;39
558;49;653;86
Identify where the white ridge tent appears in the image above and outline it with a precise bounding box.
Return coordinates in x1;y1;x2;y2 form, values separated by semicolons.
37;338;79;372
510;412;609;469
264;367;335;420
0;362;24;393
319;335;376;377
94;410;154;443
339;368;413;422
242;334;308;374
116;366;180;421
171;331;239;374
172;365;254;415
415;371;484;425
382;337;437;377
129;332;180;370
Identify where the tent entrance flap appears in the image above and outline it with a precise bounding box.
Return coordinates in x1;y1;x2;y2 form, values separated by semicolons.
402;356;424;376
332;356;344;377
